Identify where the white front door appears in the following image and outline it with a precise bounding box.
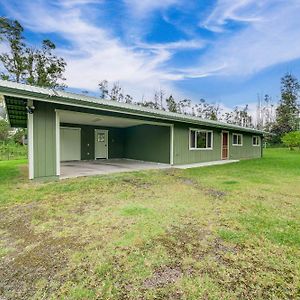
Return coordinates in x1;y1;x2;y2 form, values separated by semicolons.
95;129;108;159
60;127;81;161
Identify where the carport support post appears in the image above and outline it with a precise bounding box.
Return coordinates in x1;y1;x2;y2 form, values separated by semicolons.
55;110;60;176
27;99;34;179
170;124;174;165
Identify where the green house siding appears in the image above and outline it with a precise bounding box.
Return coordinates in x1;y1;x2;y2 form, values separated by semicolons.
173;124;222;165
33;101;57;178
229;133;262;159
125;125;170;164
173;124;262;165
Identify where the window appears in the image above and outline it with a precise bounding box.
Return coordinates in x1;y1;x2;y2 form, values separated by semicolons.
189;129;213;150
232;133;243;146
252;136;260;146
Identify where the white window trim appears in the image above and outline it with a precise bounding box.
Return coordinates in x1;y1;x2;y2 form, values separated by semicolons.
252;135;260;146
232;133;243;146
189;128;213;150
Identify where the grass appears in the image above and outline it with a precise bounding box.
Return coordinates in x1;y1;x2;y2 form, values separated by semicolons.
0;149;299;299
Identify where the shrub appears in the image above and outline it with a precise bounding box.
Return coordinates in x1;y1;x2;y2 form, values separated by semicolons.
0;142;27;160
281;131;300;150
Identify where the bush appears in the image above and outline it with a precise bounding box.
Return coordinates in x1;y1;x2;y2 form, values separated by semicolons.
281;131;300;150
0;142;28;160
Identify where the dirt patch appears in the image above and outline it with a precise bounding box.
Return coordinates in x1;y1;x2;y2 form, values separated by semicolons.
121;177;152;189
143;266;182;288
206;188;227;198
0;205;84;300
155;223;236;261
175;176;227;199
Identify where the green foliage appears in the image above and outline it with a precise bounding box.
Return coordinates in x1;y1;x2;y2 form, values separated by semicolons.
0;17;66;89
271;73;300;142
0;142;27;160
281;131;300;150
0;119;10;142
165;95;178;113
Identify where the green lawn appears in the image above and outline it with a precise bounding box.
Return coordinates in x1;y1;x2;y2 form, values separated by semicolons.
0;149;299;299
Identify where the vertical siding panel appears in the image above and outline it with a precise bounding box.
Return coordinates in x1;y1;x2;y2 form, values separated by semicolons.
125;125;170;163
33;102;57;178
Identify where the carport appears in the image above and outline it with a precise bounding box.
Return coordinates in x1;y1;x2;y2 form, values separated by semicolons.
57;109;172;179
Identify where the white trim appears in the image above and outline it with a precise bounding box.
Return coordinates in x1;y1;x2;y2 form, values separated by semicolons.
221;131;229;160
55;111;60;176
170;125;174;165
60;126;82;130
252;135;260;146
94;129;108;159
27;100;34;179
189;128;213;150
232;133;243;146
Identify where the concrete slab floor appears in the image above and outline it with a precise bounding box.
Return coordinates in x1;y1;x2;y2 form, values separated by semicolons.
60;159;170;179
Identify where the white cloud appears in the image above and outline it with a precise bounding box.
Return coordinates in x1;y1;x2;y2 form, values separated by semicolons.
201;0;263;32
192;0;300;77
2;0;188;100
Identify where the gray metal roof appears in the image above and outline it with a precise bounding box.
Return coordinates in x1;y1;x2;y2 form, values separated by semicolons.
0;79;264;134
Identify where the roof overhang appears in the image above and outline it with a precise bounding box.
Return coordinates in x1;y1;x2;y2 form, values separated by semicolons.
0;80;265;134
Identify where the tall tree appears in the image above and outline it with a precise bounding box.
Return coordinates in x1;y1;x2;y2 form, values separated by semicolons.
0;18;66;89
110;82;123;102
26;40;66;88
224;105;253;127
0;18;27;83
271;74;300;141
166;95;178;113
98;80;109;99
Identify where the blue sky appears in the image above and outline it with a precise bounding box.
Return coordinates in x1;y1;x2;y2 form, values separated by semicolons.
1;0;300;112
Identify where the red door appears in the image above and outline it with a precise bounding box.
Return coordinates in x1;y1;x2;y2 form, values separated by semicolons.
222;132;229;160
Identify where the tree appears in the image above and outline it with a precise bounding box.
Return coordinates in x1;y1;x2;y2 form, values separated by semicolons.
0;18;27;83
26;40;66;88
224;105;253;127
0;119;10;142
98;80;109;99
124;94;133;104
271;74;300;142
110;82;123;102
0;18;66;89
281;131;300;150
166;95;178;113
178;99;191;115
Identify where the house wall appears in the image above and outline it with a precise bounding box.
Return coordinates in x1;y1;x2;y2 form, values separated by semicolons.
60;123;125;160
32;101;57;178
124;125;170;164
229;132;262;159
173;123;262;165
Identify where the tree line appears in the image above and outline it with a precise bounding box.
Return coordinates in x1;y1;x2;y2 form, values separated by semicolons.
0;17;299;147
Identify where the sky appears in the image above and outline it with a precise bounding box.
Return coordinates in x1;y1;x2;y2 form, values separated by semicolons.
1;0;300;112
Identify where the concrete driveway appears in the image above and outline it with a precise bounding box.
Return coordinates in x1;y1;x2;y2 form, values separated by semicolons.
60;159;170;179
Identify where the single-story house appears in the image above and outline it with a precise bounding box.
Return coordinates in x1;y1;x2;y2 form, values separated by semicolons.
0;80;263;180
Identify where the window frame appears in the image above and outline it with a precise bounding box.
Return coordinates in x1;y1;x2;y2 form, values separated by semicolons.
232;133;243;146
252;135;260;146
189;128;213;150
